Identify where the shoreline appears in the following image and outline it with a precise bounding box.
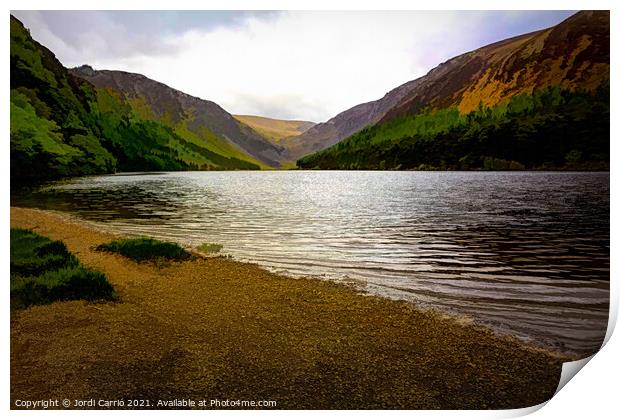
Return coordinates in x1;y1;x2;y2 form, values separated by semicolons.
12;203;594;360
12;205;575;358
11;206;566;409
9;168;612;191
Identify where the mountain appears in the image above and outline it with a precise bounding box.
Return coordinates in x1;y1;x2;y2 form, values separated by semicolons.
233;115;315;165
291;10;609;161
233;115;315;143
10;10;609;180
379;10;609;123
297;83;609;170
70;66;285;168
10;15;270;186
11;15;117;184
283;80;422;160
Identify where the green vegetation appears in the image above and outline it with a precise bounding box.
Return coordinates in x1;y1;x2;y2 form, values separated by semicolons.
10;16;260;187
96;238;192;262
92;88;261;172
197;243;224;254
11;228;76;276
10;14;116;184
174;122;267;169
298;83;610;170
10;228;114;309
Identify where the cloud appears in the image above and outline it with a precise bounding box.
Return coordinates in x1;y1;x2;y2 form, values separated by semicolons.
11;10;575;122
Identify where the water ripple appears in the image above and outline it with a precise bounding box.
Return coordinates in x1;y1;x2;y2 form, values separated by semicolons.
12;171;609;357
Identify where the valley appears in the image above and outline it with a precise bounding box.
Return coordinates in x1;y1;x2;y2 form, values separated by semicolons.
10;11;610;183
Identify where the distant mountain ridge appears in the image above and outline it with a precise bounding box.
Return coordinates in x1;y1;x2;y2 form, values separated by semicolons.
281;79;422;160
70;66;286;168
289;10;610;160
233;115;315;143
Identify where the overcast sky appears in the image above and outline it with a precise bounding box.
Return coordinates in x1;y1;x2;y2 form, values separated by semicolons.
12;10;575;122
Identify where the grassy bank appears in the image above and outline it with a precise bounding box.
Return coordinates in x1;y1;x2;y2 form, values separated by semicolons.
10;228;114;309
10;207;566;409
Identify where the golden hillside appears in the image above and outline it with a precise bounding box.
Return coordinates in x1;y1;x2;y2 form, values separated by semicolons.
234;115;315;143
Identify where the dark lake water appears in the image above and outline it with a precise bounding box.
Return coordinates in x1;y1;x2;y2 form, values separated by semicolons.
13;171;609;357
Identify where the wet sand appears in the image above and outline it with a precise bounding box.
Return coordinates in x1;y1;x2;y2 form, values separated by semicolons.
10;206;565;409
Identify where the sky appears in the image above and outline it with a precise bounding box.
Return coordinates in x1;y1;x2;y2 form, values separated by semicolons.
11;10;576;122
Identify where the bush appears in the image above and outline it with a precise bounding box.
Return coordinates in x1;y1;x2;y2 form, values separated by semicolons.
11;266;114;309
482;157;525;171
96;238;191;262
196;243;223;254
10;228;114;309
10;228;78;276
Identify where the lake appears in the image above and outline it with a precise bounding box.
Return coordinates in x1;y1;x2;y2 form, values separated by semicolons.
12;171;609;357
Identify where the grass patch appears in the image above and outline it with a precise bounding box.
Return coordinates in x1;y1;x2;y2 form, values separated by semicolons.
96;238;191;262
10;228;77;276
196;243;223;254
10;228;114;309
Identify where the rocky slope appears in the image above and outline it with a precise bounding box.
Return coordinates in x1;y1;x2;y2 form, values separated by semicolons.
70;66;286;168
282;79;424;160
381;10;609;122
289;10;609;160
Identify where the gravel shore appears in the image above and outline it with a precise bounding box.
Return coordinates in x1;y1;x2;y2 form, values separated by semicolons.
10;207;564;409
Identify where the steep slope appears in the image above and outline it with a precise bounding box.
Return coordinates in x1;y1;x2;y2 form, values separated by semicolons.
233;115;315;143
70;67;285;168
381;10;609;123
283;79;423;160
297;84;609;170
290;10;609;160
10;15;117;183
10;15;262;186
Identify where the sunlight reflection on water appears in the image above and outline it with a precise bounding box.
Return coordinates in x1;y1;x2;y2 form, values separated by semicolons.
13;170;609;357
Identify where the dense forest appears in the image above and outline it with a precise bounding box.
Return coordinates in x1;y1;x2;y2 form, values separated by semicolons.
10;16;259;186
297;83;610;171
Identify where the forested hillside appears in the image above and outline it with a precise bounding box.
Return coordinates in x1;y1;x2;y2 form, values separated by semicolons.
10;16;260;186
291;11;609;162
298;84;609;170
70;66;284;169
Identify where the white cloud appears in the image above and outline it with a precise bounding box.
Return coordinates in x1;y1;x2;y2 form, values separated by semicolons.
12;10;574;122
84;11;482;121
